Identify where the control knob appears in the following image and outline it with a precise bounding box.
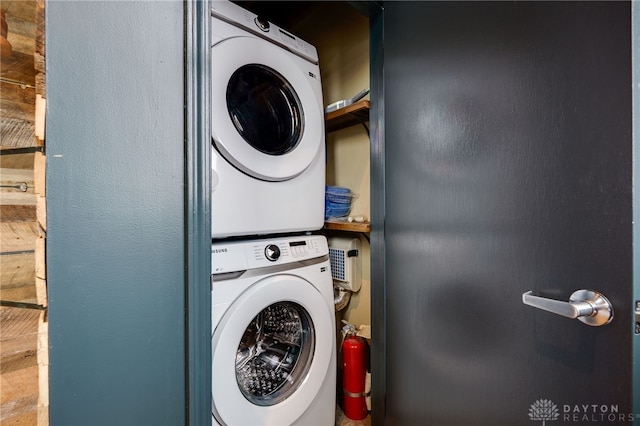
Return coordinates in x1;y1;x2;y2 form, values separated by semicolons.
264;244;280;262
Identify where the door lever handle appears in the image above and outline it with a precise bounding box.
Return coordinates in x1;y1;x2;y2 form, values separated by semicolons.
522;289;614;326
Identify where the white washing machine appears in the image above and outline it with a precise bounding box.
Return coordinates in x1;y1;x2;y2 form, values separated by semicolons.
211;1;326;239
211;234;336;426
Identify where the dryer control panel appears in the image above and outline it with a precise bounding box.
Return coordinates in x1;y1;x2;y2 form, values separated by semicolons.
211;0;318;64
212;235;328;274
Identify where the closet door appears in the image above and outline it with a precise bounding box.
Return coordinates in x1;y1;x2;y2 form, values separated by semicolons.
380;2;635;424
47;2;186;425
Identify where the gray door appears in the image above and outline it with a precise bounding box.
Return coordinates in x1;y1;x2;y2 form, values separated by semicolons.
377;2;637;425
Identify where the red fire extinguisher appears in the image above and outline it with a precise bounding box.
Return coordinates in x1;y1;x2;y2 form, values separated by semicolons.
341;323;368;420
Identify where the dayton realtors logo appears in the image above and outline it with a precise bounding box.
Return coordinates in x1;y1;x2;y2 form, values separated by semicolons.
529;399;639;424
528;399;559;425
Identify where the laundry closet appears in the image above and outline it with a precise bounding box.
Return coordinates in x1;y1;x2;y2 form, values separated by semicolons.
235;0;373;341
214;2;374;424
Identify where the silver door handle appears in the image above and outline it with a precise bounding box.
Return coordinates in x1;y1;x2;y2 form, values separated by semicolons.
522;289;614;326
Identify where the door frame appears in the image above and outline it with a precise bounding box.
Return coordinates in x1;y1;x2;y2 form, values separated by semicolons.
186;0;212;424
368;2;385;425
189;2;640;425
632;3;640;422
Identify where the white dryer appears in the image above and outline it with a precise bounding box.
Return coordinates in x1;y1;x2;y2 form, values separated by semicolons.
211;1;326;239
211;235;336;426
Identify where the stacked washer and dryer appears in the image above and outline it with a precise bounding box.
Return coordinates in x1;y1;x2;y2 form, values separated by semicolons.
210;2;336;425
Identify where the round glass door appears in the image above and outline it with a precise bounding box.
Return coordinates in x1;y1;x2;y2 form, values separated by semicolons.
211;275;333;425
227;65;304;157
235;301;315;406
211;36;323;181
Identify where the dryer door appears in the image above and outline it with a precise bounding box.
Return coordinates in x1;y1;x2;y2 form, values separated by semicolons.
211;36;323;182
211;275;333;425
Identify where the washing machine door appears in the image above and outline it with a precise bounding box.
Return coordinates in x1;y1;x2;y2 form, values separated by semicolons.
211;275;333;425
211;36;323;182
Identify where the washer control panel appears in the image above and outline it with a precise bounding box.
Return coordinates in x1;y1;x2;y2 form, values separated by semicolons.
212;235;328;274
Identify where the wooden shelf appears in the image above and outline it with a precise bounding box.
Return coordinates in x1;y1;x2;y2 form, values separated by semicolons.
324;220;370;233
325;100;370;133
324;100;371;233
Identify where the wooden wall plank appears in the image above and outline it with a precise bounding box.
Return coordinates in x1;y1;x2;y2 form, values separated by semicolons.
0;222;38;251
4;13;35;38
1;2;37;27
1;2;44;425
0;81;35;106
6;32;34;57
34;94;44;143
0;333;37;374
0;365;38;403
0;307;39;381
0;286;37;303
4;13;35;39
1;87;36;123
0;252;35;285
2;409;37;426
34;72;45;98
0;366;38;423
0;251;36;303
34;276;46;306
0;167;34;185
0;305;39;336
1;95;36;121
0;50;35;84
0;117;36;149
0;167;35;206
37;311;48;426
35;1;44;60
0;195;36;206
1;0;37;151
35;196;45;232
0;205;36;221
34;235;44;280
0;252;36;303
0;152;35;169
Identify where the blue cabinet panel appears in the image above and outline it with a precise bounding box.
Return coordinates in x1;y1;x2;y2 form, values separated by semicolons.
47;2;186;425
